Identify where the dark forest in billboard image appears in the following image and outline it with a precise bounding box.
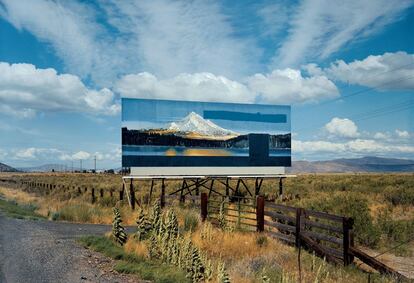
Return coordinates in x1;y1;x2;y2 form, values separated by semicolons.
122;98;291;167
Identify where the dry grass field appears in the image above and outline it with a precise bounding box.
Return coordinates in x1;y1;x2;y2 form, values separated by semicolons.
0;172;413;282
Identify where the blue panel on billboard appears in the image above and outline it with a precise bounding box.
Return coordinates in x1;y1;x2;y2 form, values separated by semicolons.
122;98;291;167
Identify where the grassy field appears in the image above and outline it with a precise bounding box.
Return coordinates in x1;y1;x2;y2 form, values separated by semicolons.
0;172;413;282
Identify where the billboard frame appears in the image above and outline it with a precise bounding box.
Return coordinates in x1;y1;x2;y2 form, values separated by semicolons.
121;174;296;210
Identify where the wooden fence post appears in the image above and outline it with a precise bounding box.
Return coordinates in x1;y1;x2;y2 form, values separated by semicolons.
160;179;165;208
110;189;113;197
100;188;104;198
201;193;208;221
256;196;265;232
295;208;304;248
343;217;354;265
91;188;96;204
119;188;124;201
130;179;135;210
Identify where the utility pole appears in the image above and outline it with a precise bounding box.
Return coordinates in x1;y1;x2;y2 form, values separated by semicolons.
94;155;96;173
71;161;73;173
80;159;82;172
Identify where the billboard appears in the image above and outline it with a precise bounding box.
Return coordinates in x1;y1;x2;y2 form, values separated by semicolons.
122;98;291;176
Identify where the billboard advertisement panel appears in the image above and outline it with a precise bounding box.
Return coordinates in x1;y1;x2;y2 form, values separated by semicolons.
122;98;291;176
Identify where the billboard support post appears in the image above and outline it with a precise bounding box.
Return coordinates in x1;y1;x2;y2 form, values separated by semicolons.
149;179;154;204
279;177;285;199
225;178;229;196
200;193;208;221
129;179;135;210
160;179;166;208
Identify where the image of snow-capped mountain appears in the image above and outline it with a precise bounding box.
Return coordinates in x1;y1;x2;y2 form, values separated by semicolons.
167;112;239;137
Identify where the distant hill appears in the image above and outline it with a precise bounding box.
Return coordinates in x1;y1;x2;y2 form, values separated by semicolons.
0;162;19;172
288;156;414;173
17;164;79;172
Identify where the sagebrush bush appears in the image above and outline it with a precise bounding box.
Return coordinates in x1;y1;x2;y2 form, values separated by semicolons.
303;194;381;247
384;186;414;206
183;211;199;232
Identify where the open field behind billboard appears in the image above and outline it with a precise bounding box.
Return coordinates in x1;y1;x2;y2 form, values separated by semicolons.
0;172;413;282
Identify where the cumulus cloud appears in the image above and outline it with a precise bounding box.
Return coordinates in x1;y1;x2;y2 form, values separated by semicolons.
323;52;414;90
117;70;339;104
395;129;410;138
0;62;119;117
273;0;413;67
324;117;359;138
14;148;62;160
373;132;391;140
246;69;339;104
7;147;121;166
293;139;414;155
116;72;253;103
71;151;91;160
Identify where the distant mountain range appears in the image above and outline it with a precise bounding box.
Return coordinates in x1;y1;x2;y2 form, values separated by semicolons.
288;156;414;173
168;112;238;137
3;156;413;173
0;162;19;172
17;164;79;172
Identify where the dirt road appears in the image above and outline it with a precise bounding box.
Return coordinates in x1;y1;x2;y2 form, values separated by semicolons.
0;214;140;283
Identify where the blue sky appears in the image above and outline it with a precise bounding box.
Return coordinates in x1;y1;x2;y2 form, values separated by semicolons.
0;0;413;168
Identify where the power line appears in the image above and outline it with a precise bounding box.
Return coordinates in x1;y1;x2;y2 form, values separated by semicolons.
316;75;414;107
353;102;414;123
295;99;414;132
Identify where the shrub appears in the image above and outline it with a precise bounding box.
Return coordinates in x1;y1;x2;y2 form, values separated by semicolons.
304;195;381;247
183;211;199;232
256;235;268;247
384;186;414;206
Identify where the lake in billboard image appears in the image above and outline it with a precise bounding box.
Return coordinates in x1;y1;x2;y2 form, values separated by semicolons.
122;98;291;168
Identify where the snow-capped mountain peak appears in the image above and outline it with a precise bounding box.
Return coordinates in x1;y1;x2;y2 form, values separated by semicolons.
168;112;238;136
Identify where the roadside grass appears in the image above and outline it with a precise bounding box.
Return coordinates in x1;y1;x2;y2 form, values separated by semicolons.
0;198;45;220
78;235;189;283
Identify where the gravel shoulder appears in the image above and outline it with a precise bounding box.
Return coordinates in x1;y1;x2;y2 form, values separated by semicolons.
0;214;141;283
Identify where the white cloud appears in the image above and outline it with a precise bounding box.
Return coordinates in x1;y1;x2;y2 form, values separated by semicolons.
0;148;8;159
323;52;414;90
117;70;339;104
273;0;413;67
0;0;102;80
324;117;359;138
293;139;414;155
373;132;390;140
396;129;410;138
71;151;91;160
1;147;121;168
0;62;119;117
246;68;339;104
293;140;346;153
14;148;62;160
0;0;255;85
257;2;292;39
116;72;253;103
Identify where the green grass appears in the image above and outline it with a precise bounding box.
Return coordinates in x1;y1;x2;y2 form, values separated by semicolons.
55;204;101;222
0;198;45;220
78;235;189;283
